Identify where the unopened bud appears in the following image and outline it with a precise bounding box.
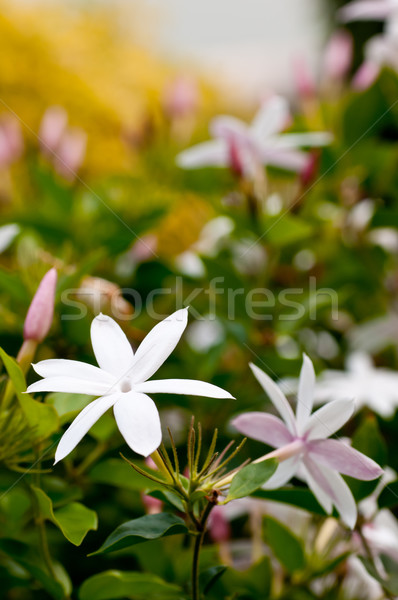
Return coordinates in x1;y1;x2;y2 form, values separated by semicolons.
23;268;57;342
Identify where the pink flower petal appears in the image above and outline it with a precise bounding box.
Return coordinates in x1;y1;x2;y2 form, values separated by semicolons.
308;439;383;481
232;412;293;448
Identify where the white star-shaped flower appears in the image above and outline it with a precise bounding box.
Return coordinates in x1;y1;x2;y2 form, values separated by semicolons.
27;308;233;462
232;355;382;528
314;352;398;419
176;96;332;178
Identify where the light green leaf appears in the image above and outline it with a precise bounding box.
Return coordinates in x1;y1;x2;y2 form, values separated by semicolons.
263;516;306;573
89;458;156;491
0;347;59;441
79;570;184;600
264;214;313;247
31;486;97;546
91;513;188;555
226;459;277;501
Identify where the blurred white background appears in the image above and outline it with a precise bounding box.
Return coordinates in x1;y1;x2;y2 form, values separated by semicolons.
138;0;328;100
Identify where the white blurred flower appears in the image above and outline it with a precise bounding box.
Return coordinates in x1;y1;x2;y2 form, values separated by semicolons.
0;224;19;253
186;317;225;353
315;352;398;418
177;96;332;178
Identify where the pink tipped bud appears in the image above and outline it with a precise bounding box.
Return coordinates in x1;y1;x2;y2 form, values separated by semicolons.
162;76;199;118
323;30;353;82
352;61;380;90
208;505;231;543
54;127;87;180
39;106;68;155
0;117;24;168
293;57;316;99
23;268;57;342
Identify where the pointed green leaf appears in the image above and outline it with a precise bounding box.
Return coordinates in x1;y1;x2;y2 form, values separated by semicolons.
0;347;58;441
91;513;188;555
226;459;277;501
199;565;227;595
32;486;97;546
79;570;184;600
263;516;306;573
252;486;327;515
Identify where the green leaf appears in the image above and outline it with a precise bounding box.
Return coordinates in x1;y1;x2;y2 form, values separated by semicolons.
0;538;65;600
91;513;188;555
264;516;306;573
31;486;97;546
378;480;398;509
79;570;184;600
46;392;94;425
0;347;59;441
349;416;387;501
252;487;328;516
359;556;398;596
221;557;272;597
226;459;278;501
264;214;313;247
199;565;227;595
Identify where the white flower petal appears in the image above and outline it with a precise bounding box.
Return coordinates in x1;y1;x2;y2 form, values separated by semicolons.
176;140;228;169
251;96;290;139
131;308;188;384
249;363;297;434
232;412;293;448
304;457;357;528
260;148;309;171
210;115;249;140
276;132;333;148
54;394;119;463
113;392;161;457
301;458;333;514
262;455;300;489
32;359;115;385
90;314;134;378
339;0;394;22
296;354;316;434
308;439;383;480
305;398;355;440
135;378;234;398
27;376;114;396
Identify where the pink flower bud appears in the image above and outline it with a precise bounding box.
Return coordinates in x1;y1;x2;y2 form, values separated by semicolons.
23;268;57;342
39;106;68;155
54;127;87;180
0;117;24;168
293;57;316;99
352;61;380;90
163;76;199;118
323;30;353;82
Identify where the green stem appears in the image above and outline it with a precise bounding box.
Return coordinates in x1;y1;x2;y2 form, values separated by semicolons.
191;501;214;600
32;462;56;579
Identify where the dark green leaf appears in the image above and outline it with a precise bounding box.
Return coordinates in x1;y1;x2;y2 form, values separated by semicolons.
226;459;278;501
200;565;227;595
90;513;188;555
79;570;184;600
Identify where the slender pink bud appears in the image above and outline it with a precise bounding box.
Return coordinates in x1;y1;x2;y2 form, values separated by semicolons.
293;57;316;99
162;76;199;118
141;456;163;514
323;30;353;81
23;268;57;342
352;61;380;90
39;106;68;155
0;117;24;168
54;127;87;180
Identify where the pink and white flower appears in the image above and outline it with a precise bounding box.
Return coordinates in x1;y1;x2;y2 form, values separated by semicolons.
27;308;233;461
232;355;382;528
176;96;332;178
